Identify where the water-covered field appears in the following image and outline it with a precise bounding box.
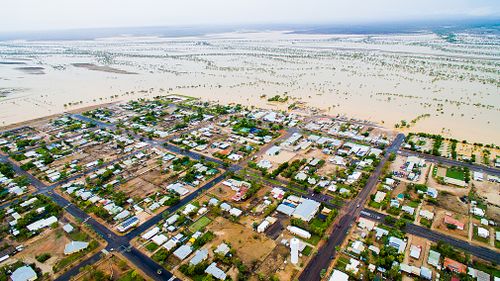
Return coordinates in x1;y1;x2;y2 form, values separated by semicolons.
0;29;499;143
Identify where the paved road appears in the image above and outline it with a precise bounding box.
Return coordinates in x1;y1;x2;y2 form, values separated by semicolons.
359;209;500;264
299;133;405;281
399;149;500;176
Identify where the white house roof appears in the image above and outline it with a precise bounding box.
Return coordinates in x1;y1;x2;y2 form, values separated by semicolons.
10;266;37;281
26;216;58;232
329;270;349;281
190;249;208;265
173;245;193;260
205;262;227;280
64;241;89;255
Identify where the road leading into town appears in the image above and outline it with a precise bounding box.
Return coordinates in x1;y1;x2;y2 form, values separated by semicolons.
399;149;500;177
299;133;405;281
360;208;500;264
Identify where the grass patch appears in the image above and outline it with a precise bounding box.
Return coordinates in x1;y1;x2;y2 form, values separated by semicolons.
35;253;51;263
302;245;313;256
188;216;212;233
446;167;465;181
420;218;432;228
305;234;321;246
369;200;381;209
432;166;438;177
145;242;160;252
407;200;420;208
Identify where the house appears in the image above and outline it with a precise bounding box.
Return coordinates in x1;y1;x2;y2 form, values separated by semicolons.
270;188;285;199
477;227;489;238
257;160;272;169
173;245;193;260
63;223;74;233
346;258;360;274
409;245;422;259
64;241;89;255
220;202;231;212
471;207;485;217
419;210;434;220
358;217;375;231
117;216;139;232
276;204;295;216
374;191;386;203
473;171;484;181
347;171;362;183
166;214;180;225
374;227;389;239
214;243;230;256
295;172;307;181
402;205;415;215
444;257;467;274
468;268;491;281
444;216;465;230
427;250;441;268
167;182;189;196
292;199;321;222
350;240;365;255
10;266;37;281
182;204;197;215
328;270;349;281
152;234;169;245
444;177;467;187
368;245;380;255
390;199;400;208
26;216;58;232
189;249;208;265
142;227;160;240
426;187;438;198
388;236;407;254
229;207;242;217
266;146;281;156
420;267;432;280
205;262;227;280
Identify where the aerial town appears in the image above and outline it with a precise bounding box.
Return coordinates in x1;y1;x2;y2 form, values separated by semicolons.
0;95;498;281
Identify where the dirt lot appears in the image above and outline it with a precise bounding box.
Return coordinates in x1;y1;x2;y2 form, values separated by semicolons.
208;217;276;267
16;227;71;275
118;177;162;199
74;253;151;281
254;244;297;281
473;180;500;206
260;150;297;167
486;205;500;222
435;192;469;215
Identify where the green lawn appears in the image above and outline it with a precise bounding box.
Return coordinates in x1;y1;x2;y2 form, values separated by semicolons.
302;245;313;256
446;167;465;181
305;234;321;246
188;216;212;233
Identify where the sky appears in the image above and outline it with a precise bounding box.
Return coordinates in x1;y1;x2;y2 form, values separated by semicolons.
2;0;499;32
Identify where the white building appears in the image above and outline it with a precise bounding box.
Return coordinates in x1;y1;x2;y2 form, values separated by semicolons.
290;238;300;264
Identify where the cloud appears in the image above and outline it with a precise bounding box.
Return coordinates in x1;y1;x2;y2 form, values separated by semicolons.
1;0;499;32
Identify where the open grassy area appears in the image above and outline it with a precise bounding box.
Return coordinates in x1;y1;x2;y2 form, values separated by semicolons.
188;216;212;233
446;167;465;181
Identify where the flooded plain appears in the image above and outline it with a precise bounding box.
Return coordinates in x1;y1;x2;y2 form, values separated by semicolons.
0;31;498;143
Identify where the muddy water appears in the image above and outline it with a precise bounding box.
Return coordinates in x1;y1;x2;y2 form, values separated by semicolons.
0;31;498;144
